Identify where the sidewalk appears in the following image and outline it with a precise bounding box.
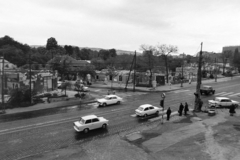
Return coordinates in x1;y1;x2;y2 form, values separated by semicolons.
0;76;238;116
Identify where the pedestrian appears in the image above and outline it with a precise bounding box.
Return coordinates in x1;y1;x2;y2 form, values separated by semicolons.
184;102;189;115
189;79;191;84
166;107;172;121
199;99;203;111
229;105;236;116
178;103;184;116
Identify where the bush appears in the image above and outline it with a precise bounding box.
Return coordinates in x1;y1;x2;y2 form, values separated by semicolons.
209;74;214;79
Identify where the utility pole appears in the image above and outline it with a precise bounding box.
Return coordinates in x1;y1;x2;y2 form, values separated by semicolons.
133;51;136;92
181;53;184;87
52;51;54;91
29;52;32;105
215;55;217;82
1;55;5;113
194;42;203;112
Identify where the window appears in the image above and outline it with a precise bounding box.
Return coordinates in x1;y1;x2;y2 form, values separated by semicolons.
112;97;117;99
92;118;99;123
225;99;231;102
85;120;91;124
144;108;149;111
149;106;154;110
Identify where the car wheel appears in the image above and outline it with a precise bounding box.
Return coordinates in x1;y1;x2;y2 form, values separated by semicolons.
155;111;159;116
103;103;107;107
83;128;89;134
117;101;120;105
102;124;107;129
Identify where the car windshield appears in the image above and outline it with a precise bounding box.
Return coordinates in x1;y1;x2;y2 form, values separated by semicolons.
79;118;85;124
137;107;144;111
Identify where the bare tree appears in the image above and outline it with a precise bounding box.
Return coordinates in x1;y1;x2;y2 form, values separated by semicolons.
139;44;156;87
155;44;178;83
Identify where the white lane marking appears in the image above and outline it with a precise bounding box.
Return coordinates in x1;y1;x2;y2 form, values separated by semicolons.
220;92;234;96
131;114;136;117
215;92;226;95
228;93;240;97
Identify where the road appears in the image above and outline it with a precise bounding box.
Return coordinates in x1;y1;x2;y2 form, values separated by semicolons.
0;78;240;160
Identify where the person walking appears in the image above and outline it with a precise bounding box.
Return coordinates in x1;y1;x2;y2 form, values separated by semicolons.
166;107;172;121
229;105;236;116
178;103;184;116
184;102;189;115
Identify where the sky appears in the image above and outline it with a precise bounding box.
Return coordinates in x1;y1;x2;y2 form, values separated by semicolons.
1;0;240;55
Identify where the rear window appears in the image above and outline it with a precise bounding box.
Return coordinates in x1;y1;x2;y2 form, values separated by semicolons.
138;107;144;111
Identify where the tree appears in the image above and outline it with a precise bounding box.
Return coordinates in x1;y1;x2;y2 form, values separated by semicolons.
64;45;73;56
106;66;118;89
46;37;58;50
221;50;232;75
232;48;240;72
155;44;178;83
139;44;156;86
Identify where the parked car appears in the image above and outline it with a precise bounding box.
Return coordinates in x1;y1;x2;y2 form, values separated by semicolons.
200;85;215;95
97;95;123;107
135;104;163;117
73;115;109;133
208;97;239;108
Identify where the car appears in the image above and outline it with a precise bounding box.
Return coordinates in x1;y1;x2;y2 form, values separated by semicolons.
135;104;163;117
200;85;215;95
73;115;109;133
97;95;123;107
208;97;239;108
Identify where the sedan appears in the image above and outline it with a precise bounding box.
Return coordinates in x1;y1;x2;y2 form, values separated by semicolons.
73;115;109;133
135;104;163;117
97;95;123;107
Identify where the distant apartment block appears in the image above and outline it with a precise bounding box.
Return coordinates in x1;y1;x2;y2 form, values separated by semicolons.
222;46;240;53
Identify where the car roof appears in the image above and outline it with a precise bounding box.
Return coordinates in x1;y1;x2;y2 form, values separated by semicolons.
82;115;98;120
106;95;119;98
202;85;212;87
216;97;230;100
139;104;153;108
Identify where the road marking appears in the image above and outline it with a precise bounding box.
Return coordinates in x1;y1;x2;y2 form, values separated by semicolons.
215;92;226;95
131;114;136;117
228;93;240;97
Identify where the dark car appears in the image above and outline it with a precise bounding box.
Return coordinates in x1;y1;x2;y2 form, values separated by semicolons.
200;85;215;95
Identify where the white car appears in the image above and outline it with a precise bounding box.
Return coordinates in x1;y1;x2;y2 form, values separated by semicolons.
208;97;239;108
97;95;123;107
135;104;163;117
73;115;109;133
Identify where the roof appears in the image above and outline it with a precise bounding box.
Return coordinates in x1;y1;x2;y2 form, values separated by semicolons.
139;104;152;108
82;115;97;120
216;97;230;100
106;95;120;98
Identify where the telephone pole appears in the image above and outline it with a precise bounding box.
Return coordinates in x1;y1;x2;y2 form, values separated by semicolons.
133;51;136;92
194;42;203;111
181;53;184;87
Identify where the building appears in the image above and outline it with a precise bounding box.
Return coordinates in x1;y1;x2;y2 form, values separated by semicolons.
222;46;240;54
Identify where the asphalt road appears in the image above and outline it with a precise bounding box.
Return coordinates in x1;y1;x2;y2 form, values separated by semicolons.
0;78;240;160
